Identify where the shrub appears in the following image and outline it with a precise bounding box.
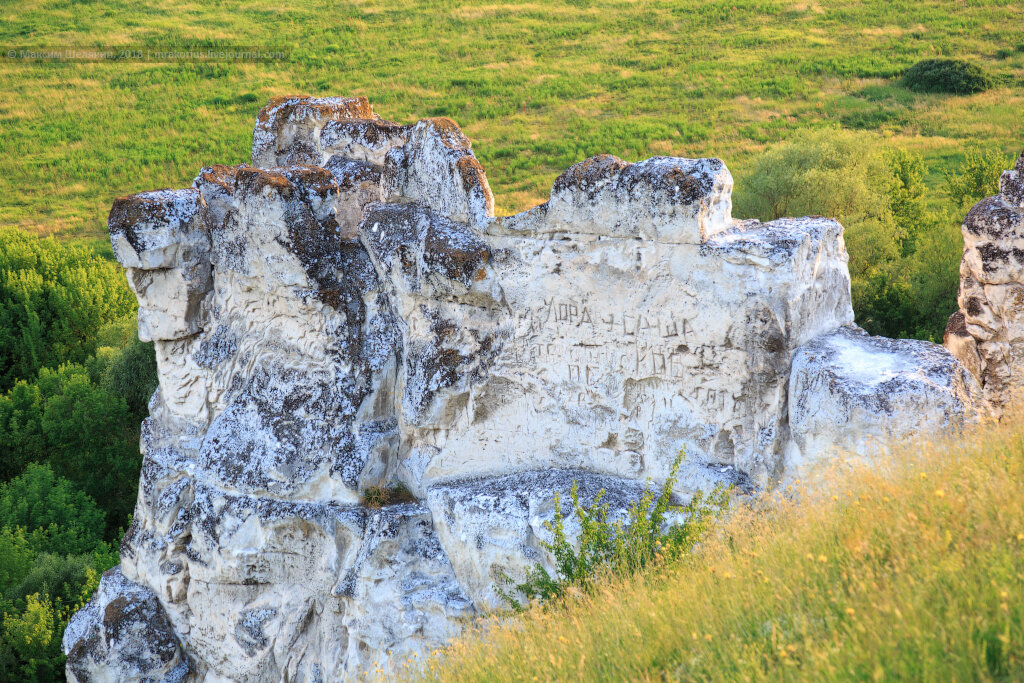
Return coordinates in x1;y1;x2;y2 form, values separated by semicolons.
0;566;99;683
9;553;97;613
0;359;145;533
901;58;993;95
497;451;729;609
39;369;140;532
734;127;891;231
98;338;158;420
736;130;973;341
428;415;1024;682
945;147;1011;210
0;528;34;603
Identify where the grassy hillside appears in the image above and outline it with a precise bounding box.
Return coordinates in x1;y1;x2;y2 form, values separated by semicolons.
1;0;1022;252
414;418;1024;681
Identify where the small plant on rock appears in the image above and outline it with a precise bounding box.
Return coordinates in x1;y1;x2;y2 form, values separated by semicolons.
497;450;730;610
360;482;416;509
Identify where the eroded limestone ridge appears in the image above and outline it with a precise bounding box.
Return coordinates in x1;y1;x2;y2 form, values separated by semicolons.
64;95;1012;682
945;150;1024;412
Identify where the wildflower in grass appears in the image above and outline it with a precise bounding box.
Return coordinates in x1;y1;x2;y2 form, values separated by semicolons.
934;489;945;498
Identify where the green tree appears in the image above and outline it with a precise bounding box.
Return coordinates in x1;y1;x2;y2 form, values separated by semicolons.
0;569;99;683
735;128;903;332
0;362;144;533
736;130;973;341
0;228;135;392
10;554;99;615
0;528;35;610
0;380;46;482
0;464;106;557
1;592;63;682
98;338;159;420
885;147;927;257
40;371;140;533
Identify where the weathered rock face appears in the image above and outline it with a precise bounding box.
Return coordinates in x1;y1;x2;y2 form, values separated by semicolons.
63;568;190;683
788;326;981;478
945;150;1024;414
66;96;1003;681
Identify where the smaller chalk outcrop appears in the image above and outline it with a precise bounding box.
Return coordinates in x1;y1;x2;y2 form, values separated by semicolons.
945;150;1024;413
789;326;981;476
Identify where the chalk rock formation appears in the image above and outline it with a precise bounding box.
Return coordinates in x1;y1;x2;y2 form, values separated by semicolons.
945;150;1024;414
66;96;993;681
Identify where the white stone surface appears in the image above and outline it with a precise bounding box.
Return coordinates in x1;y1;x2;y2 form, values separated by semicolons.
70;96;1002;681
789;326;981;478
365;206;855;496
63;567;190;683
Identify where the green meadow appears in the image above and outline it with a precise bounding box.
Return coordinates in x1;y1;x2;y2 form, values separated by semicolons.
1;0;1022;253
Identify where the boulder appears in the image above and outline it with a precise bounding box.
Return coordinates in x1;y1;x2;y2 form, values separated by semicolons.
788;326;981;477
63;567;190;683
251;96;378;168
381;118;494;226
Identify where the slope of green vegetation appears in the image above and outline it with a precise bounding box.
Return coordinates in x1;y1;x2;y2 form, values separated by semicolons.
1;0;1021;243
415;418;1024;682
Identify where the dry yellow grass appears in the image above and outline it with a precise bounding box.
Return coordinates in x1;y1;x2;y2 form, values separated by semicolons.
406;414;1024;681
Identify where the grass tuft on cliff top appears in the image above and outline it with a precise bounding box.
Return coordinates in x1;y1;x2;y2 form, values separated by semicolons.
407;415;1024;682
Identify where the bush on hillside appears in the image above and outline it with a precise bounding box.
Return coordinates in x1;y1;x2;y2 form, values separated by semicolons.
0;364;142;531
0;528;34;606
901;58;993;95
0;464;106;557
497;451;729;609
0;566;99;683
89;336;158;420
430;418;1024;682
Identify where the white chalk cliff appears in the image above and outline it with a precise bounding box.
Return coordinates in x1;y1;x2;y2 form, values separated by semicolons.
64;96;1019;682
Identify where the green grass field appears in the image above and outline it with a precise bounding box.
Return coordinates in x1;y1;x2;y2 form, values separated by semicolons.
1;0;1022;255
